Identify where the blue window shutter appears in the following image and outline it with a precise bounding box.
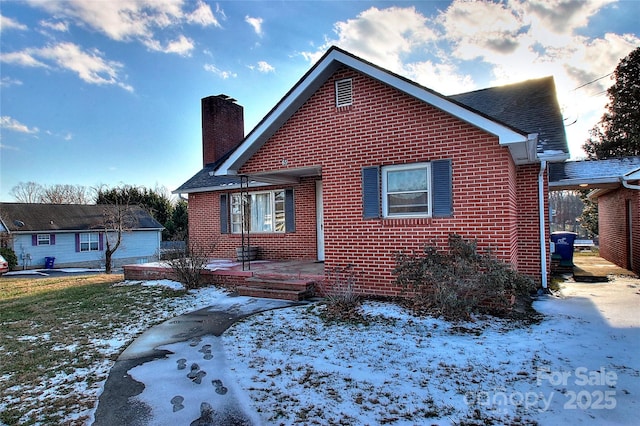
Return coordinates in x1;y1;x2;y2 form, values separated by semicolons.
285;188;295;233
50;234;56;245
32;234;37;246
220;194;229;234
362;166;380;219
75;234;80;252
99;233;104;251
432;159;453;217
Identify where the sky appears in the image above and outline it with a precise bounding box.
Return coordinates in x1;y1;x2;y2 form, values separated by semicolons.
1;0;639;203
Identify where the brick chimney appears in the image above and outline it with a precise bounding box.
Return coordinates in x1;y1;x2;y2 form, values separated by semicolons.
201;95;244;166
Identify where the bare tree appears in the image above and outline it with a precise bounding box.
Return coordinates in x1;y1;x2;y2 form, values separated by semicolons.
99;201;140;274
41;184;92;204
10;181;44;203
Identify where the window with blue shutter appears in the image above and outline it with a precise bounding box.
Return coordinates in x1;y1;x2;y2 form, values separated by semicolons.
227;189;294;233
220;193;230;234
368;160;452;218
362;166;380;219
431;159;453;217
285;188;295;233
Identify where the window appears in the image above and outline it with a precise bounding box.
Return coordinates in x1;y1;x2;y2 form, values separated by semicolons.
362;160;452;219
382;163;431;217
79;233;100;252
37;234;51;246
231;190;286;233
335;78;353;107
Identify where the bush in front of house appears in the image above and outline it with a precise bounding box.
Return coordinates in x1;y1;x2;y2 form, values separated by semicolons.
165;241;215;290
317;264;365;323
394;234;536;320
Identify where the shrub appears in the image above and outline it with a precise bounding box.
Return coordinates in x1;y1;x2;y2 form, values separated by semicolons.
317;264;364;323
0;247;18;271
394;234;536;320
165;241;215;290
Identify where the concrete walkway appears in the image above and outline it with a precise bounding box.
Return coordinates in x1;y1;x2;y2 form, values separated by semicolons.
93;298;298;426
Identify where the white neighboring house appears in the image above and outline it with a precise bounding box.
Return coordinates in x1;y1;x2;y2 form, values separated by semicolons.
0;203;164;270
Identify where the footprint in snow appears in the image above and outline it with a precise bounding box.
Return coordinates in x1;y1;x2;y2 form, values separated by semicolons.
170;395;184;412
187;363;200;379
177;358;187;370
212;379;228;395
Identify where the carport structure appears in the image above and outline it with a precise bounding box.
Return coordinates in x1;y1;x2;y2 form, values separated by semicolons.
549;157;640;275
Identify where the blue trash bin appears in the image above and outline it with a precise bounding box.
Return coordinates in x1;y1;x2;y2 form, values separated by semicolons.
44;257;55;269
550;232;577;265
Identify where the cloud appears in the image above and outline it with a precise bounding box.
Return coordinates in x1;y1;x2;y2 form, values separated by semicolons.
1;116;39;134
188;0;220;27
27;0;220;55
39;19;69;32
0;14;28;31
203;64;237;79
256;61;274;73
145;34;195;57
301;1;639;158
0;77;23;87
245;16;263;36
1;42;133;92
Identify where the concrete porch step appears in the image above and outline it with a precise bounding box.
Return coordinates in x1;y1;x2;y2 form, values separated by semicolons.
238;275;316;301
236;285;313;301
244;276;313;291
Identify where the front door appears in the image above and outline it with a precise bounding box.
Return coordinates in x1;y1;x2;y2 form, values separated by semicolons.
316;181;325;261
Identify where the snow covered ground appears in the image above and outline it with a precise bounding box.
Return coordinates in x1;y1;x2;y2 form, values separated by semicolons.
106;276;639;425
3;275;637;425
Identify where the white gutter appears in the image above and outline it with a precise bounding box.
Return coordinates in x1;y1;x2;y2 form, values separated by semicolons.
538;160;548;289
622;168;640;190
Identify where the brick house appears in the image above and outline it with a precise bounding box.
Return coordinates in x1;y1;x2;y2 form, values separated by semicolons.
550;157;640;275
175;46;569;296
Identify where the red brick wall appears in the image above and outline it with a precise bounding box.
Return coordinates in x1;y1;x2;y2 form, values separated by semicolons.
516;164;549;281
598;187;640;274
188;179;318;261
200;66;542;296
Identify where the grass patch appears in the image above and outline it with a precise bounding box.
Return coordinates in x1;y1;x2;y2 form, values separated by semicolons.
0;274;188;426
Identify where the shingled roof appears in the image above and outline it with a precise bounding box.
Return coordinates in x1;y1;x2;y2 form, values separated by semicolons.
450;76;568;156
0;203;164;233
548;157;640;190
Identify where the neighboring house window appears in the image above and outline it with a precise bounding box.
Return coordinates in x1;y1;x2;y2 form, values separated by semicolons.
230;190;286;233
32;234;55;246
362;159;453;219
79;233;100;252
335;78;353;107
382;163;431;217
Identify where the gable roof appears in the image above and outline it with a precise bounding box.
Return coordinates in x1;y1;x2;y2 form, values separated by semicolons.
214;46;567;179
0;203;164;233
549;157;640;190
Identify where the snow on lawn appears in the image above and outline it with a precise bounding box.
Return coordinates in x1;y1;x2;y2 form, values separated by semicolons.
10;276;636;425
220;279;640;425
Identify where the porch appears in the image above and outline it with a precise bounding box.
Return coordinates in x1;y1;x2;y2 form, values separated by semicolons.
123;259;325;301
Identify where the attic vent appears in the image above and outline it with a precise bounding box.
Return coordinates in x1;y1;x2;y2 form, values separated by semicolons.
335;79;353;107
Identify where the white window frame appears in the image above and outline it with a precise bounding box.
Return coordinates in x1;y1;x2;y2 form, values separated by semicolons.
37;234;51;246
80;233;100;252
381;162;432;218
231;190;285;234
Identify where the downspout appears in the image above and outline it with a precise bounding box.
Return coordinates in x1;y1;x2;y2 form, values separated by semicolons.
538;160;548;289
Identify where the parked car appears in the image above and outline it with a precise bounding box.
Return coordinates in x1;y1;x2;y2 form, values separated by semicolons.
0;254;8;275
